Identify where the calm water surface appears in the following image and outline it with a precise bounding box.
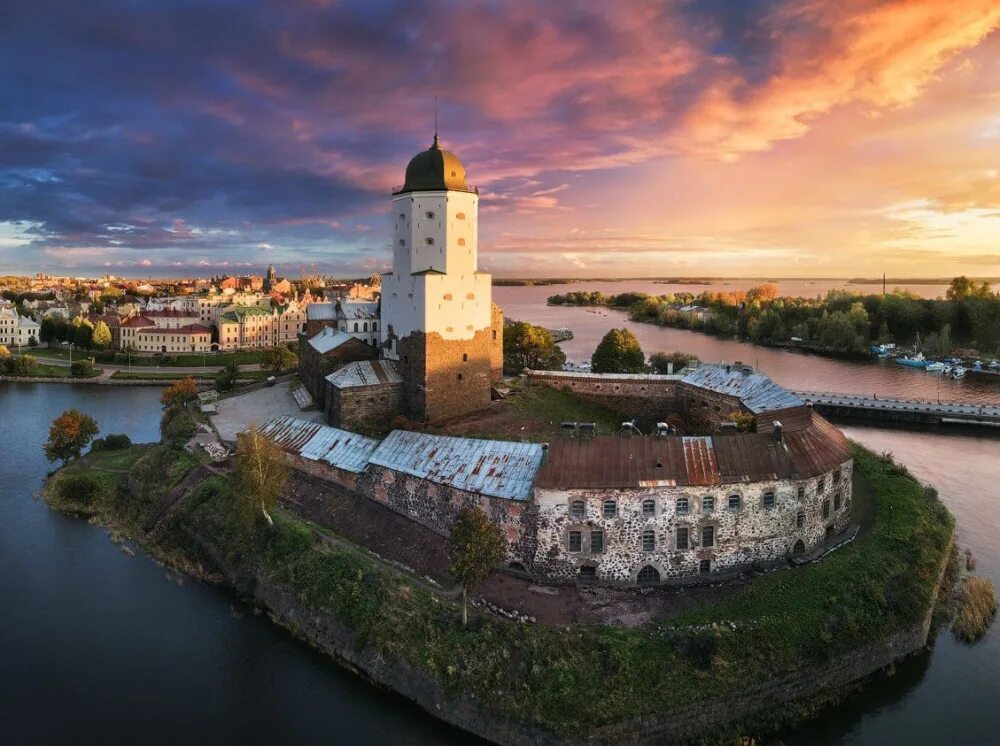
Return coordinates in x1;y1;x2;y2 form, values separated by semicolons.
3;286;1000;745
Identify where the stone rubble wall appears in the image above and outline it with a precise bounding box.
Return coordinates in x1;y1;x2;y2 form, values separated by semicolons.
326;380;403;432
532;463;853;584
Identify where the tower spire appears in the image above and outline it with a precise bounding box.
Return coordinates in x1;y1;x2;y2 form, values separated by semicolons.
433;95;439;148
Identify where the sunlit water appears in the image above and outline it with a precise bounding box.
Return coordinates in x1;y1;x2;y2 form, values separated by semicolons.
2;283;999;745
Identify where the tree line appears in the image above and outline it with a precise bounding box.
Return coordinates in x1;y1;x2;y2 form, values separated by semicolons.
548;277;1000;355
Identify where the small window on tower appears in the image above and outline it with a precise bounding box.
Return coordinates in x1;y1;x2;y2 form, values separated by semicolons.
456;212;466;220
425;211;435;219
457;373;463;381
399;239;405;246
457;238;466;246
425;237;434;246
462;353;468;362
399;213;405;220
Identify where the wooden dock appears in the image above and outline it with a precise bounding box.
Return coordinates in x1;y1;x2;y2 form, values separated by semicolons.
793;391;1000;428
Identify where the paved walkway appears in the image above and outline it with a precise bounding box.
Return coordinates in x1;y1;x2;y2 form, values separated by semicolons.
210;382;323;442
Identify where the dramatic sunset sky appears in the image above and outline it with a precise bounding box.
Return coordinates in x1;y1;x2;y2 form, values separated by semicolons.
2;0;999;278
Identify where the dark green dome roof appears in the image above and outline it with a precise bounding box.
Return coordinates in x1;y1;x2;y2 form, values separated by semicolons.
395;135;473;194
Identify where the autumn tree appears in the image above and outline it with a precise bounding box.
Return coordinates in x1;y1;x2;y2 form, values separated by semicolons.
73;318;94;349
260;345;297;374
44;409;100;464
503;321;566;373
0;345;10;373
591;328;645;373
92;320;112;349
233;424;289;530
160;377;199;408
447;506;506;626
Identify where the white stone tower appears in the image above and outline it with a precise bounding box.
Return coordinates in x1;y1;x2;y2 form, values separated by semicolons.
381;135;502;422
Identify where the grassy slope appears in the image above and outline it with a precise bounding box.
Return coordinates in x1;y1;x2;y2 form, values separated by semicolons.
44;443;953;736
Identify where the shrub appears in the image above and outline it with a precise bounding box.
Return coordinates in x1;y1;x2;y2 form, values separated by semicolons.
953;576;998;643
13;354;38;374
91;433;132;452
70;360;94;377
56;474;100;506
161;377;199;407
162;408;197;443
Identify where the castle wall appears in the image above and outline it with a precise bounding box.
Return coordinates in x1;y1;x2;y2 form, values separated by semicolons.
526;370;680;421
326;381;403;432
530;461;853;585
299;335;378;407
395;324;498;423
355;464;532;562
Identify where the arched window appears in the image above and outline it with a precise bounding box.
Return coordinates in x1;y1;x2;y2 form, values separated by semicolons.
642;528;655;552
793;539;805;557
363;322;368;332
603;500;617;518
702;496;714;513
762;491;775;509
353;322;358;332
728;494;741;511
637;565;660;587
642;499;655;516
570;500;585;518
676;497;689;515
796;511;805;528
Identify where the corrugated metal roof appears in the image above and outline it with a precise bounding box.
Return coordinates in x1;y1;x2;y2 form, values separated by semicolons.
339;301;378;319
260;416;379;473
326;360;401;389
308;327;353;354
535;417;851;490
368;430;544;501
682;365;803;414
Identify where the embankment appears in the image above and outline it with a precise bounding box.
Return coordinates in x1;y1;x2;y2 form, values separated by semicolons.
43;444;955;745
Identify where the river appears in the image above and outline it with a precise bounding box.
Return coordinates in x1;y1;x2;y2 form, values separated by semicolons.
2;288;999;744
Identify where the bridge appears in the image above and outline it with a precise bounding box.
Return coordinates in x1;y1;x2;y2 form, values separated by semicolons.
793;392;1000;428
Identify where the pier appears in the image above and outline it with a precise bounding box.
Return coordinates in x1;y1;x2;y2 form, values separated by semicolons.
793;391;1000;428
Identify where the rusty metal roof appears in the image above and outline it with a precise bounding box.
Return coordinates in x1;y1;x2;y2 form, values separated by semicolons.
368;430;544;501
308;327;353;354
325;360;401;389
682;365;803;414
260;415;379;473
535;414;851;490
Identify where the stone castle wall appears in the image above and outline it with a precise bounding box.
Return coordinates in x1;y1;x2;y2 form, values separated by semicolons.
355;464;531;561
532;462;853;584
326;381;403;432
396;323;499;423
299;334;378;407
525;370;680;422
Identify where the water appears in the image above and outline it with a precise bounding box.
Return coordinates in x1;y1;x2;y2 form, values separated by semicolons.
3;299;1000;744
495;285;1000;406
0;383;469;745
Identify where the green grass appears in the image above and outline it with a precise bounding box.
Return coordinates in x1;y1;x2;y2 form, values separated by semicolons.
7;362;102;378
162;350;266;367
44;442;954;737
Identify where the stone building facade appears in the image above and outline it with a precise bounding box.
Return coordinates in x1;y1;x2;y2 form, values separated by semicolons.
298;327;378;408
324;360;404;431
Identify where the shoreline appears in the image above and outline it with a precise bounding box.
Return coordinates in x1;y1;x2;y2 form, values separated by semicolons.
41;442;957;745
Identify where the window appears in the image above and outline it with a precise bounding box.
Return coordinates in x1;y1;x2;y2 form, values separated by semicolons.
456;212;466;220
833;470;841;485
676;497;689;515
702;496;714;513
425;211;435;219
353;322;358;332
642;499;655;516
702;525;715;548
637;565;660;587
728;494;741;511
362;322;368;332
590;530;604;554
822;500;831;519
642;528;655;552
796;511;805;528
425;237;435;246
568;531;582;552
457;238;466;246
462;353;468;362
578;566;596;583
699;559;712;575
762;491;775;509
603;500;617;518
676;526;689;550
399;213;405;220
398;239;405;246
797;485;805;499
818;477;826;492
492;329;497;340
456;373;463;381
373;323;378;331
834;492;842;511
570;500;585;518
